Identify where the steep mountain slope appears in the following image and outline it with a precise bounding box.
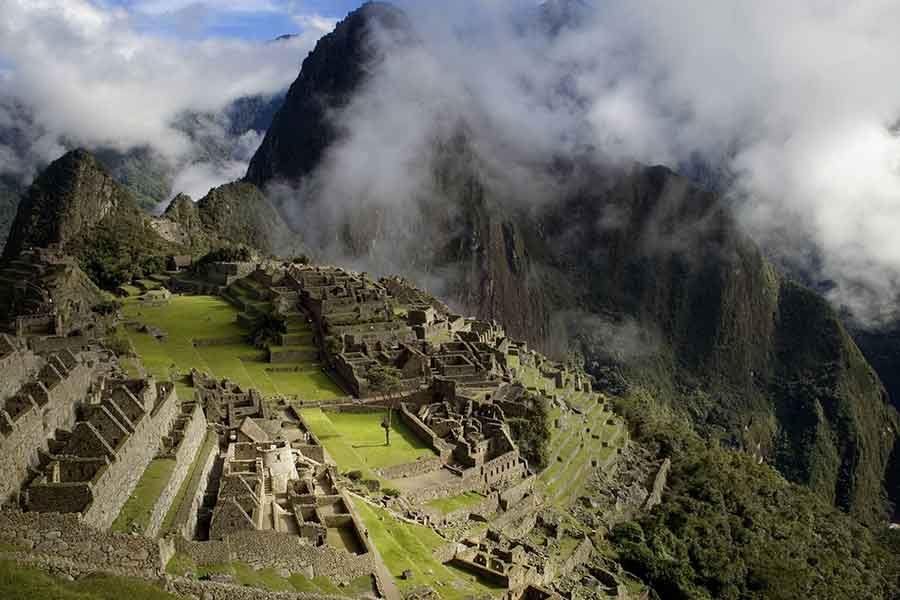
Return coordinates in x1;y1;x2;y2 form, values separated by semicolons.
245;2;411;186
245;3;900;521
0;91;286;250
2;149;294;287
154;182;298;256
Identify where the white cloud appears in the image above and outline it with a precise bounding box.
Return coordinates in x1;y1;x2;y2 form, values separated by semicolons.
289;0;900;323
0;0;327;194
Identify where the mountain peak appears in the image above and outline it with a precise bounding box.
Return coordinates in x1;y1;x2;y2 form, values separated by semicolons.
245;2;413;187
2;148;130;260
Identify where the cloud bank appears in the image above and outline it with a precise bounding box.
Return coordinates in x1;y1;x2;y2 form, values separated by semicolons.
0;0;335;198
286;0;900;325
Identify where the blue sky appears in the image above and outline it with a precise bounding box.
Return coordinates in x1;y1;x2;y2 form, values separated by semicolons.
107;0;362;40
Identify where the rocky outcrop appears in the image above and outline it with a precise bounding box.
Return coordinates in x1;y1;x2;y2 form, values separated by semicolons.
197;182;297;256
153;184;298;257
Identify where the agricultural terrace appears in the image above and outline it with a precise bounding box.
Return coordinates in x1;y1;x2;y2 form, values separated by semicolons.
119;294;342;401
351;499;504;600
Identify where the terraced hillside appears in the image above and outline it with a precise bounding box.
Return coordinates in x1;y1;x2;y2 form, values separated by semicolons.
119;292;343;401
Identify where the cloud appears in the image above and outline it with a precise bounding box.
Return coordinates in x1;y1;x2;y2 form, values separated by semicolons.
0;0;325;196
277;0;900;326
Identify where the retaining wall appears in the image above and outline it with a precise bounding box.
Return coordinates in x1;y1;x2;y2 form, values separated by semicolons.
0;509;174;576
377;457;443;480
145;403;208;537
175;530;378;584
171;433;218;539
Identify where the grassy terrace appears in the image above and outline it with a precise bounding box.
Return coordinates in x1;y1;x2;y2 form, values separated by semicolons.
352;499;503;600
300;408;436;477
538;396;625;506
121;294;342;401
166;555;375;597
426;491;485;515
0;560;183;600
111;458;176;533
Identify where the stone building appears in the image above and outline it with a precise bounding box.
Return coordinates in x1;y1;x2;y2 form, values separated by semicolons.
23;378;181;529
191;370;267;431
0;342;99;504
208;415;368;556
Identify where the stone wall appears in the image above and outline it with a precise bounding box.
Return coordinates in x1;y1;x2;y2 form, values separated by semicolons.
498;475;535;510
167;578;352;600
376;456;443;480
0;509;174;576
397;403;453;460
175;530;378;584
80;385;181;529
0;359;92;504
172;435;218;539
145;403;208;537
644;458;670;511
0;344;40;401
28;336;93;354
480;451;526;488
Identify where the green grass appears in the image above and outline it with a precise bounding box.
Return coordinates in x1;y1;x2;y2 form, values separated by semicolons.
352;499;502;600
324;411;437;469
111;458;176;533
166;554;374;597
426;491;485;515
0;560;184;600
298;408;436;481
161;432;217;534
121;295;342;401
538;397;625;505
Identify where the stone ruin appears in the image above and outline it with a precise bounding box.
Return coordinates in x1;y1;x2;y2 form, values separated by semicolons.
185;367;376;570
190;369;268;432
23;378;182;529
0;246;108;339
0;335;109;505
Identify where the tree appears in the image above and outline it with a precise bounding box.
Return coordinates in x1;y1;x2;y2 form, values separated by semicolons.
367;364;402;446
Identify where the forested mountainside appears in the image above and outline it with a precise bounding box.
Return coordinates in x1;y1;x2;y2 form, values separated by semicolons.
0;93;285;252
2;149;292;287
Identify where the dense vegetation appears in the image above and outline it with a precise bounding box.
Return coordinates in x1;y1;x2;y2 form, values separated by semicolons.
611;388;899;600
507;391;552;470
195;244;252;267
68;204;176;288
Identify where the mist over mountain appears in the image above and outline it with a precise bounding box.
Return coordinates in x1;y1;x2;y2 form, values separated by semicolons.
0;0;340;249
1;2;900;598
245;1;900;523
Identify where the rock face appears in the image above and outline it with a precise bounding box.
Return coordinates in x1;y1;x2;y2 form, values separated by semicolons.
244;4;900;521
2;149;130;260
154;184;298;256
196;182;297;256
245;2;412;186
